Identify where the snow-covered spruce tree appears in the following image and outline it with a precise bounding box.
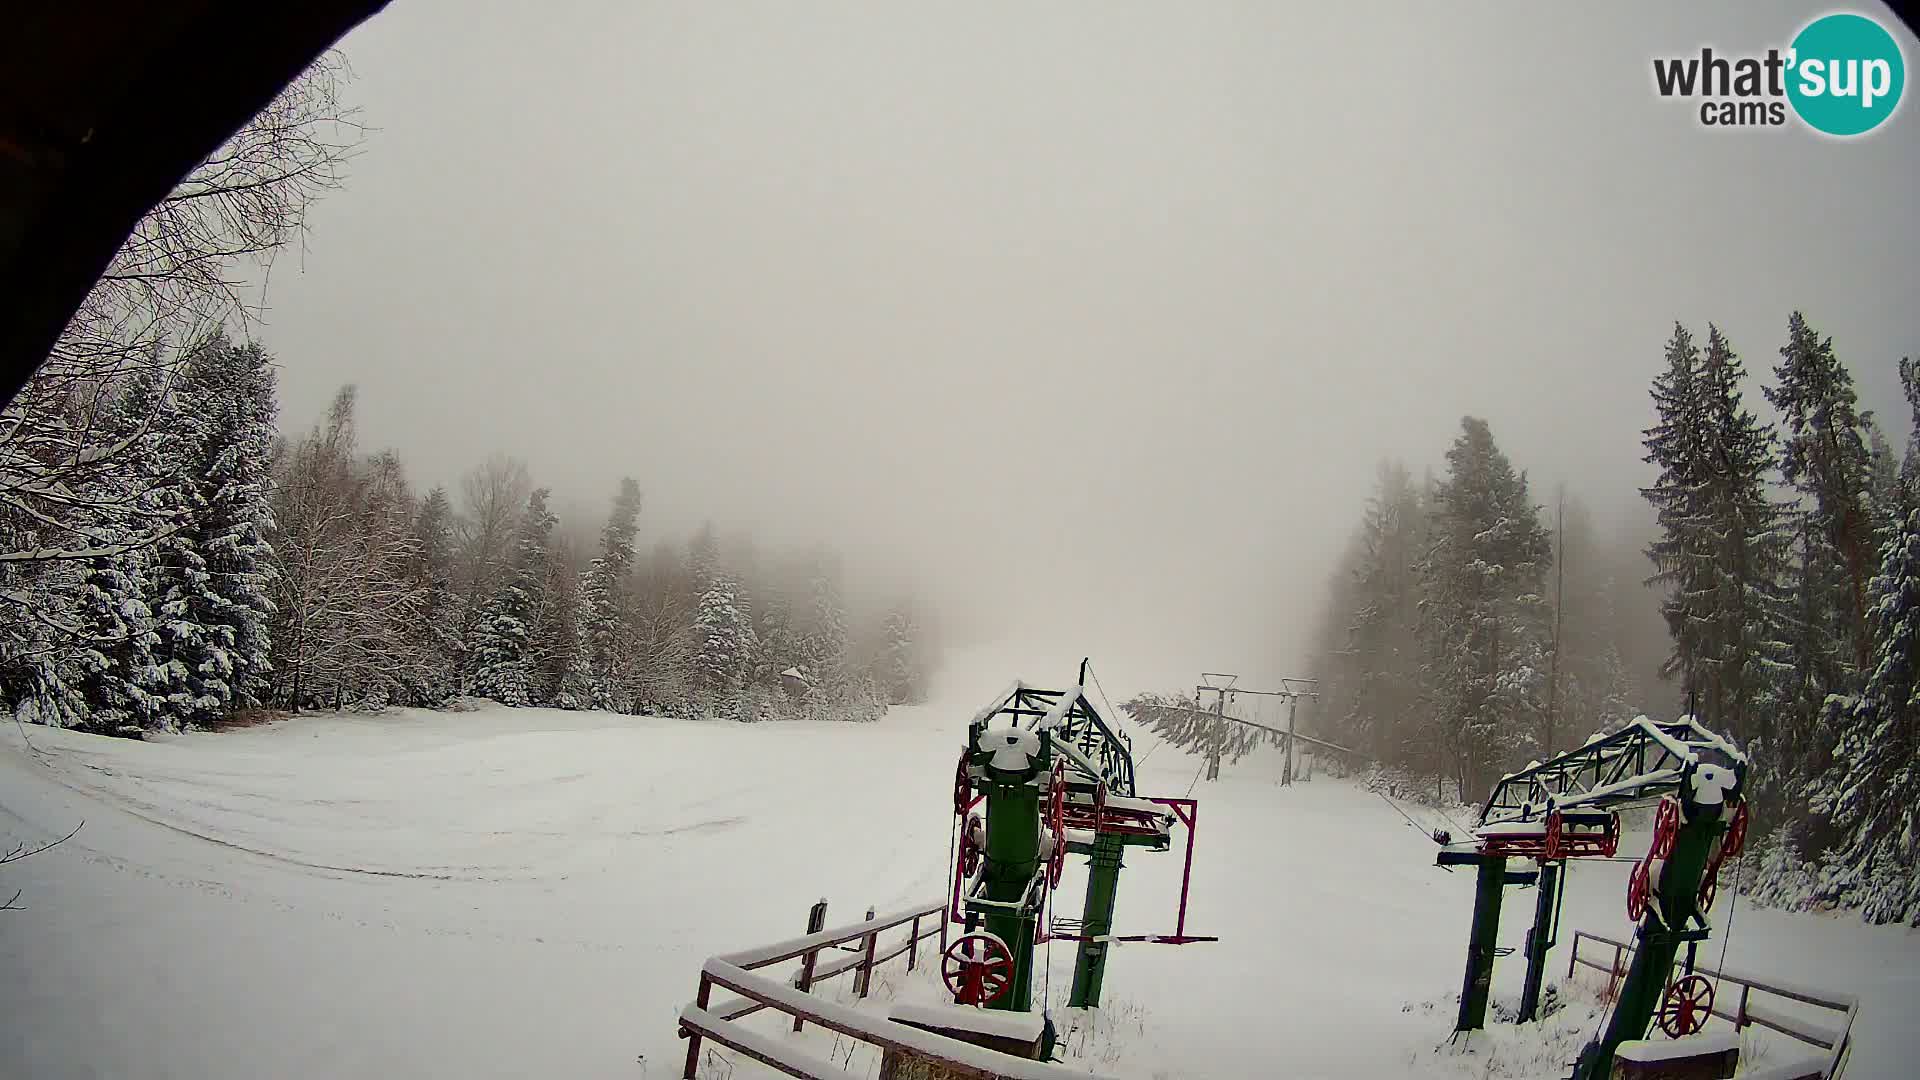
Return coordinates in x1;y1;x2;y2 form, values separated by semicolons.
1641;325;1713;711
691;572;756;713
403;486;462;705
69;560;162;735
1811;507;1920;923
875;602;926;706
63;372;176;734
466;489;556;707
1342;460;1429;765
150;333;279;728
1696;327;1796;749
1898;358;1920;513
452;455;532;689
1640;325;1793;752
1421;417;1552;797
1768;312;1879;676
568;477;642;711
797;553;853;716
1869;424;1902;533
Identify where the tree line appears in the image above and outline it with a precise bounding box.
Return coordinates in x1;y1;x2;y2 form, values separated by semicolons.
269;382;932;721
0;57;934;736
2;345;934;733
1296;313;1919;923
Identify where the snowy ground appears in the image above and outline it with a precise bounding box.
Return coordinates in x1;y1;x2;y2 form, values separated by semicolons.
2;669;1916;1078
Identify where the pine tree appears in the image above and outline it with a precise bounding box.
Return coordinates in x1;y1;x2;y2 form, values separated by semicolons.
1813;507;1920;923
875;602;925;705
1344;461;1428;764
1768;312;1878;674
151;333;279;727
570;477;642;710
466;489;555;706
1897;357;1919;514
691;573;755;707
408;486;462;704
64;372;173;733
1868;424;1901;532
1695;327;1795;747
1421;417;1552;795
801;554;850;694
69;560;162;734
1642;325;1792;750
1643;324;1713;702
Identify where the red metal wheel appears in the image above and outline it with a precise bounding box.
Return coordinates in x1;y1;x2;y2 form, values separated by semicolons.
1651;798;1680;860
1656;974;1715;1038
1543;810;1563;861
954;750;971;817
1602;812;1622;858
959;812;982;878
1722;801;1749;859
942;931;1014;1006
1697;866;1718;912
1627;859;1651;923
1046;767;1067;887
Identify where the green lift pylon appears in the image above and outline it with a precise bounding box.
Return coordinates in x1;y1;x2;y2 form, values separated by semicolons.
1574;761;1747;1080
949;671;1213;1026
1435;716;1750;1056
964;719;1051;1012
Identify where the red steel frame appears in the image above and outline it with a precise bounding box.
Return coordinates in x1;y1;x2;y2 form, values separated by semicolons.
1041;796;1216;945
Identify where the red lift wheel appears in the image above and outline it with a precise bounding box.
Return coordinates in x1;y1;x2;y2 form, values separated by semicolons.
1543;810;1563;861
1697;871;1718;912
1651;798;1680;860
1627;859;1652;923
959;812;983;877
1046;767;1067;887
1657;975;1715;1038
942;932;1014;1006
1722;802;1749;859
954;750;972;816
1602;812;1622;858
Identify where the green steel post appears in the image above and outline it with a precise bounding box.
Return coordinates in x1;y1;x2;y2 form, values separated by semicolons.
1454;853;1508;1033
1517;861;1559;1023
1067;830;1126;1008
1575;807;1728;1080
979;737;1047;1013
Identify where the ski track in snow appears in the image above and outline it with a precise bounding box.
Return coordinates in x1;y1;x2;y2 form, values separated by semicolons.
1;687;1916;1079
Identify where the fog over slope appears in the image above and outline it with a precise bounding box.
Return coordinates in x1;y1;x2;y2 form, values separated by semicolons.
256;2;1919;693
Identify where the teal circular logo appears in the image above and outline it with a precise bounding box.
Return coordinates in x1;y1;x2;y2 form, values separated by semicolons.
1787;13;1905;136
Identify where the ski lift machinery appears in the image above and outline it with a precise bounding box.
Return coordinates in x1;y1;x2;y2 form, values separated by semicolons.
945;661;1215;1024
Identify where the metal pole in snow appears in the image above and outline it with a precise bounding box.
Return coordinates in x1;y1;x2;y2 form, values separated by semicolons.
1518;860;1560;1023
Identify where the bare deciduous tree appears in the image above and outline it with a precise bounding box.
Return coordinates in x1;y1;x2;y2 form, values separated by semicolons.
1;52;361;578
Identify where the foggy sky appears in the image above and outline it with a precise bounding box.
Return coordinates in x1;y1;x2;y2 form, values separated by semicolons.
254;2;1920;700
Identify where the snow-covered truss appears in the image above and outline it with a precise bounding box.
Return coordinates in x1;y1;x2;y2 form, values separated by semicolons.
972;681;1138;798
1478;716;1747;828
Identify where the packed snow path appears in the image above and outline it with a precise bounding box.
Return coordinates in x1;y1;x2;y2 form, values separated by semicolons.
2;699;1915;1078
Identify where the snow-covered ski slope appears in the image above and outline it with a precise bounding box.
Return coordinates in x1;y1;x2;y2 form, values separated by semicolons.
2;669;1915;1078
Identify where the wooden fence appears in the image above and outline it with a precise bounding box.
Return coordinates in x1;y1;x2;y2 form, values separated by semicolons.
1568;929;1858;1079
677;899;1117;1080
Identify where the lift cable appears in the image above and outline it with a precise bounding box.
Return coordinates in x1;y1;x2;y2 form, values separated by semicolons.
1710;853;1743;1012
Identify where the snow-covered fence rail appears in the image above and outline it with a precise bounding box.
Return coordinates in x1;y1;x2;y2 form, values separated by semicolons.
678;900;1116;1080
1568;930;1858;1079
687;891;1113;1076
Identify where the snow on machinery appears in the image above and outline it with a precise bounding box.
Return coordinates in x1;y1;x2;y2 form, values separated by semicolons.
1433;715;1751;1078
945;662;1214;1034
